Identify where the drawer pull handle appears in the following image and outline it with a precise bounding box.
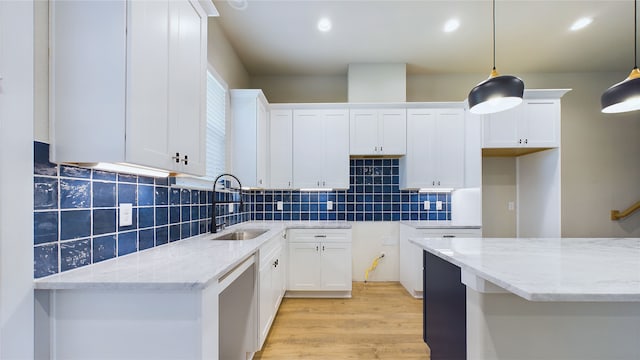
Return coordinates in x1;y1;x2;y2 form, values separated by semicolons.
314;235;327;238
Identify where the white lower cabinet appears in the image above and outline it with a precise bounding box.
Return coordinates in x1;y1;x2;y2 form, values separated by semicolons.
287;229;352;297
399;224;481;298
258;231;286;349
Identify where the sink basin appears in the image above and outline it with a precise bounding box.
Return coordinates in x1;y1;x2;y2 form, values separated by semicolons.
211;229;268;241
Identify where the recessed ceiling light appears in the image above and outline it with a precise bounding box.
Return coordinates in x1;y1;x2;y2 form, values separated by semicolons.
227;0;248;10
570;17;593;31
318;17;332;32
443;18;460;33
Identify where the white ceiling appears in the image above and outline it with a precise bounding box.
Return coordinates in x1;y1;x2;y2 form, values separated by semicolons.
212;0;636;77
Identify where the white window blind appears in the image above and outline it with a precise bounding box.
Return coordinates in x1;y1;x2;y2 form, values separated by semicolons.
206;70;226;180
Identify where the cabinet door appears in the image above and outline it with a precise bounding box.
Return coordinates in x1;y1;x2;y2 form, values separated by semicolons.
272;247;285;311
269;109;293;189
320;242;352;291
288;242;321;290
349;109;379;155
379;109;406;155
168;0;207;176
519;100;559;147
293;110;324;188
231;90;269;188
401;109;437;189
436;109;465;188
258;259;274;347
126;0;173;171
49;0;127;163
256;99;269;187
482;105;521;148
322;110;350;189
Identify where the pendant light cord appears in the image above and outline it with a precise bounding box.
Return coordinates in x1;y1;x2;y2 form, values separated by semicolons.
635;0;637;69
492;0;496;70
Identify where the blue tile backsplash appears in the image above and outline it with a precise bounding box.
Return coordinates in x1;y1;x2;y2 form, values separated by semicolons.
249;159;451;222
32;141;250;278
33;143;450;278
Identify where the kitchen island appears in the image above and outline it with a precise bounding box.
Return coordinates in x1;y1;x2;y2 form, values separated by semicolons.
410;237;640;360
34;221;351;360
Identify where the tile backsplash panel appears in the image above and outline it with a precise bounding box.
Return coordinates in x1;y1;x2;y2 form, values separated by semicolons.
33;142;249;278
34;144;451;278
249;159;451;222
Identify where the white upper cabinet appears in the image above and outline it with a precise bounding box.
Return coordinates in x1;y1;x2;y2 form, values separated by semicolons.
482;99;560;148
231;89;269;188
293;109;349;189
269;109;293;190
49;0;209;176
400;108;465;189
349;109;406;155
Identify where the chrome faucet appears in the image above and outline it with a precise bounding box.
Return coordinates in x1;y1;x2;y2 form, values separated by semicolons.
211;174;243;233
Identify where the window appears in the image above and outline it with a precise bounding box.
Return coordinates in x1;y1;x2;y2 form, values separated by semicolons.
206;69;227;179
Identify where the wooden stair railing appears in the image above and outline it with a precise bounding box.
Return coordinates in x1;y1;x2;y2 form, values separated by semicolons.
611;200;640;220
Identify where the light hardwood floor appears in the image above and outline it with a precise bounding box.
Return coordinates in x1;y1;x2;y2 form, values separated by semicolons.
254;282;430;359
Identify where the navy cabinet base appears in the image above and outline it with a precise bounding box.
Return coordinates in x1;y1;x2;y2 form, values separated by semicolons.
423;250;466;360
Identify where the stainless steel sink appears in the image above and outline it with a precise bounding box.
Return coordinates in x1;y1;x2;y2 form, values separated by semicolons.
210;229;268;241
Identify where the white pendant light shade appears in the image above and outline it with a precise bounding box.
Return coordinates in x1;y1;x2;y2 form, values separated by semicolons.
467;0;524;115
601;0;640;113
469;69;524;114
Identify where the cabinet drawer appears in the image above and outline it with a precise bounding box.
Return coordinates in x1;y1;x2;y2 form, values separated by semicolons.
259;230;285;263
417;229;481;238
287;228;351;243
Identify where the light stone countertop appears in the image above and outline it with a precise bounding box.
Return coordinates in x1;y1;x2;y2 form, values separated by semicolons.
35;221;351;291
409;237;640;302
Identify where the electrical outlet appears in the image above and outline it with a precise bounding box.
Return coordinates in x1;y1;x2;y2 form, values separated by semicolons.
228;203;234;213
277;201;283;211
119;203;133;227
508;201;515;211
423;201;430;210
327;201;333;210
436;201;443;210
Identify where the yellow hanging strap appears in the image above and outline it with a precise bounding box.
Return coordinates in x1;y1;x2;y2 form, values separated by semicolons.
364;253;385;283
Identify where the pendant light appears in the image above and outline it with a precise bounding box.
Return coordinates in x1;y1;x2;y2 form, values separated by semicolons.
601;0;640;113
468;0;524;115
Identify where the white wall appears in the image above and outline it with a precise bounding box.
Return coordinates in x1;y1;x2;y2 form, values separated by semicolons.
0;1;35;358
251;75;347;103
482;158;517;237
517;149;561;237
350;223;399;282
207;18;250;89
347;63;406;103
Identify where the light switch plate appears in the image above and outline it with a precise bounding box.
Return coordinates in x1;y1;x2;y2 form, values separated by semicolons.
119;203;133;227
228;203;234;213
436;201;443;211
277;201;283;211
423;201;430;210
327;201;333;210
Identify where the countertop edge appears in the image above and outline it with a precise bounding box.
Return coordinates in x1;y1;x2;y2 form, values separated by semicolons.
409;237;640;303
34;221;353;290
